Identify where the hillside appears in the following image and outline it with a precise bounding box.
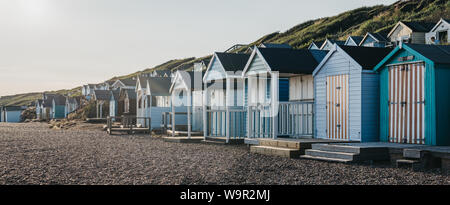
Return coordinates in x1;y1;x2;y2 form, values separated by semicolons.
1;0;449;106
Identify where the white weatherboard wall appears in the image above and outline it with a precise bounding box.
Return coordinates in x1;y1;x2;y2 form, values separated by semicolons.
314;50;362;141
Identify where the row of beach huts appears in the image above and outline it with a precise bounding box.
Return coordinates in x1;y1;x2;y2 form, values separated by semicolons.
10;19;450;166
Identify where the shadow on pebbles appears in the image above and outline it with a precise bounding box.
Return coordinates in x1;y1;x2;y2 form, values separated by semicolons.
0;122;448;185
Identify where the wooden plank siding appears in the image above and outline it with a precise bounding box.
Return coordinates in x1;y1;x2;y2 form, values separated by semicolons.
314;50;364;141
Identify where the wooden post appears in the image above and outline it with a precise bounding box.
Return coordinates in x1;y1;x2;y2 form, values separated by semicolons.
247;76;252;138
172;92;175;137
149;95;152;130
203;82;208;140
187;89;192;139
96;101;99;118
100;102;103;119
271;72;279;139
225;78;231;143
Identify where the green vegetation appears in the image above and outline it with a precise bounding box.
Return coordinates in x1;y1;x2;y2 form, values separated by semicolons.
1;0;448;107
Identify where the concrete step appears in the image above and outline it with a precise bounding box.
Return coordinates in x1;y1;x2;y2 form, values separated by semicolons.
300;155;353;163
304;149;358;161
311;143;360;153
250;145;301;158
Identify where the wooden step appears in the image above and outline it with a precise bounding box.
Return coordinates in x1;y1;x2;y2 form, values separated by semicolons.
204;137;245;145
163;137;204;143
258;139;302;149
312;144;360;153
304;149;358;161
300;155;353;163
250;145;301;158
202;140;226;145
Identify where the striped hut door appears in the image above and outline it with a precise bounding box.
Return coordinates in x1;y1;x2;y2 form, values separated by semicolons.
388;63;425;144
326;75;348;140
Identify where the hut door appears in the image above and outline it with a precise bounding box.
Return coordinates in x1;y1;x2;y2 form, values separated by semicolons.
388;63;425;144
326;75;348;140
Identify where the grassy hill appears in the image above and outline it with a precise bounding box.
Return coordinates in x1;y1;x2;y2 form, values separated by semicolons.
1;0;449;106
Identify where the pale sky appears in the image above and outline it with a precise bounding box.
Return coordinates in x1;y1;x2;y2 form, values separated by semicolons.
0;0;397;97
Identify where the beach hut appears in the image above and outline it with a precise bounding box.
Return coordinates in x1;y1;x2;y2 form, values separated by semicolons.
373;43;450;145
344;36;363;46
359;32;390;48
151;70;173;78
111;78;137;90
51;95;66;119
202;52;250;142
168;71;204;138
308;41;325;50
0;106;25;123
35;99;43;120
242;47;327;139
387;21;435;45
320;39;345;50
65;97;81;118
136;76;172;129
109;90;120;118
92;90;111;118
118;88;137;116
313;44;393;141
426;18;450;45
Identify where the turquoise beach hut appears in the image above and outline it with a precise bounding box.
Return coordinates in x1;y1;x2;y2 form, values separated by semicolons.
374;43;450;145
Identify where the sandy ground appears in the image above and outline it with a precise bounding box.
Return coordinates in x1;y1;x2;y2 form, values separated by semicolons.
0;122;448;185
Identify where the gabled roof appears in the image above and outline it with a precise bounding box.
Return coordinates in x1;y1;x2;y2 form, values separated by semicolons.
340;46;393;69
120;89;137;100
153;70;172;77
314;44;392;76
215;52;250;72
359;32;389;46
430;18;450;32
244;47;327;75
110;90;120;101
203;52;249;82
345;36;364;45
52;95;66;106
170;71;204;93
374;44;450;71
388;21;435;38
402;21;435;32
319;39;345;50
120;78;137;87
259;43;292;49
43;97;54;108
309;41;324;49
93;90;111;101
148;77;172;96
